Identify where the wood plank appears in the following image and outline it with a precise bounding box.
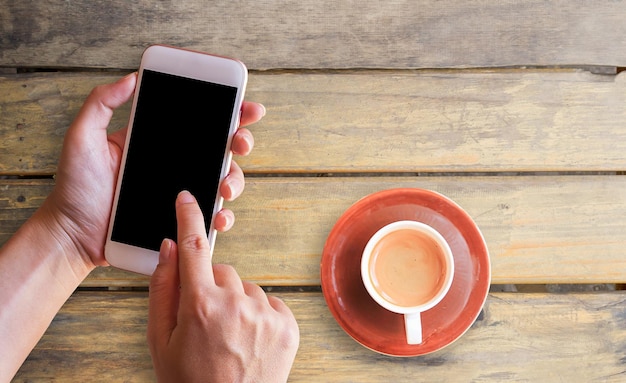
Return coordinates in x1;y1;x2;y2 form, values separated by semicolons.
217;176;626;285
4;176;626;286
0;73;131;175
244;70;626;173
12;292;155;383
13;291;626;382
2;70;626;175
0;179;53;245
3;1;626;69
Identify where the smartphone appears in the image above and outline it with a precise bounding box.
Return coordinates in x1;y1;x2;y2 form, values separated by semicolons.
104;45;248;275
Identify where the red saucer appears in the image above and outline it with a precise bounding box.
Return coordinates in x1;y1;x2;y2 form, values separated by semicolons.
321;188;490;357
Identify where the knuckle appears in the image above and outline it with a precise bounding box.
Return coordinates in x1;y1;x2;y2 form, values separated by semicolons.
178;233;210;254
242;280;263;295
89;84;108;104
272;298;300;343
283;314;300;348
213;263;238;278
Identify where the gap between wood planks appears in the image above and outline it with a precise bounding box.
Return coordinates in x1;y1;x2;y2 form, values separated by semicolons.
78;284;623;293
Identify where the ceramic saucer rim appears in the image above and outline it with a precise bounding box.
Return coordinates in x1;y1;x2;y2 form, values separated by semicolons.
321;187;491;357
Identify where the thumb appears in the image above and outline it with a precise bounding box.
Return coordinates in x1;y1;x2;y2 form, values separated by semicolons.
148;238;180;350
70;72;137;138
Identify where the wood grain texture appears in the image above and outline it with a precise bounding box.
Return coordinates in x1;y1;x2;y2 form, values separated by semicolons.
0;179;53;245
244;70;626;173
2;1;626;69
0;73;130;175
13;291;626;382
5;176;626;286
4;1;625;380
216;176;626;285
2;70;626;175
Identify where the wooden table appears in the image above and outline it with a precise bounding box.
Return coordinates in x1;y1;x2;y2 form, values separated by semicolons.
4;1;626;381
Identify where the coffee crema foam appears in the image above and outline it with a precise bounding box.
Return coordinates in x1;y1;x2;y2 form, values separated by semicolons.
368;229;447;308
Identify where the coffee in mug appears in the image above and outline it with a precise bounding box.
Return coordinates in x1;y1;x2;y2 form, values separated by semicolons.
361;220;454;344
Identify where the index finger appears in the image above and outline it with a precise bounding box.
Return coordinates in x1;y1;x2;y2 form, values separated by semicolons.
175;190;215;287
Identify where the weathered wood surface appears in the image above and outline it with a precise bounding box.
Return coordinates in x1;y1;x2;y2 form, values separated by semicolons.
0;73;131;175
2;70;626;175
4;1;626;380
13;291;626;382
0;179;52;244
3;1;626;70
218;176;626;286
4;175;626;287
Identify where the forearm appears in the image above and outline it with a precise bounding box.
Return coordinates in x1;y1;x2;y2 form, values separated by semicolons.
0;206;94;382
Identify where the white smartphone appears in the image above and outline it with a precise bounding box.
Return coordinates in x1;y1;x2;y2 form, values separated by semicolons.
104;45;248;275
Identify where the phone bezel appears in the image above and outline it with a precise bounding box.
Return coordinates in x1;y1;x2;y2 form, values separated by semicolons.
104;45;248;275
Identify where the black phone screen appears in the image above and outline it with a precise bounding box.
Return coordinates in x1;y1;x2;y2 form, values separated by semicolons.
110;69;238;251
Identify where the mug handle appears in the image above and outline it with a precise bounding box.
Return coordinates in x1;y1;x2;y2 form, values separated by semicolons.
404;312;423;344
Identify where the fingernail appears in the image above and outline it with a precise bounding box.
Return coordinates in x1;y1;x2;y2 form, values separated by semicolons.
244;131;255;150
225;176;243;200
260;103;266;117
122;71;137;81
223;213;234;229
177;190;196;205
159;238;172;263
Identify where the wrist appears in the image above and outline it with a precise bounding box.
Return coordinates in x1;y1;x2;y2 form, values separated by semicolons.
32;199;97;282
0;195;96;380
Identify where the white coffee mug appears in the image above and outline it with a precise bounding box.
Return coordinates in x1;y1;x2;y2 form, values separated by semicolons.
361;220;454;344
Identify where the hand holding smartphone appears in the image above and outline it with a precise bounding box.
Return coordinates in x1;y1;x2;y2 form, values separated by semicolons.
105;45;248;275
